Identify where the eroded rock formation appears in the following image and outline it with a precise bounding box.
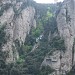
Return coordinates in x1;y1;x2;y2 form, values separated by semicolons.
41;0;75;74
57;0;74;72
0;0;36;63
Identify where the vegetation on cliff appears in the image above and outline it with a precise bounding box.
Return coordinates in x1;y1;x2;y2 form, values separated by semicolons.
0;0;68;75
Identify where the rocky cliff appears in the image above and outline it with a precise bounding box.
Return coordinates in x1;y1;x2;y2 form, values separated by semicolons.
0;0;36;63
41;0;75;74
0;0;75;75
57;0;74;73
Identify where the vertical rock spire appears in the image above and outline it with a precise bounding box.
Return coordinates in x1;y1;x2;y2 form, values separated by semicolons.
57;0;75;74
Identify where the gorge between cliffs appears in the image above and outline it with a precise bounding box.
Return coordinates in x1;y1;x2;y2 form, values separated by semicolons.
0;0;75;75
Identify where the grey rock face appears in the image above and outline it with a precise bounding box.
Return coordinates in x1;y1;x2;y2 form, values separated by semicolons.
41;51;61;69
42;0;75;74
13;7;35;44
57;0;75;72
0;0;36;63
